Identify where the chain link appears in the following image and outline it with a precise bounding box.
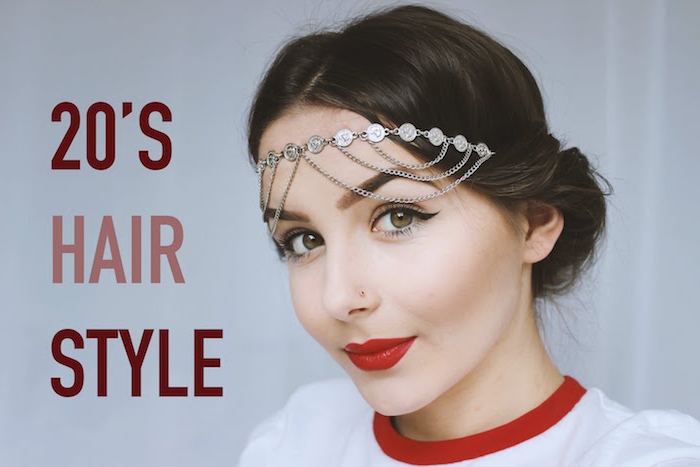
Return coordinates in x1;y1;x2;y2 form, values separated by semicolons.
335;144;472;181
261;163;277;214
301;151;491;204
368;140;459;170
269;156;301;235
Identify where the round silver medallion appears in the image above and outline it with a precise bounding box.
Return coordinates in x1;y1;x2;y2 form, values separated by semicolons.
283;143;299;161
333;128;355;147
428;127;444;146
266;152;280;168
398;123;417;142
475;143;491;157
365;123;385;143
452;135;469;153
307;135;325;154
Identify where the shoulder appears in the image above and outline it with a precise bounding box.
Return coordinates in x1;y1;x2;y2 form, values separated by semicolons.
238;378;375;467
572;388;700;466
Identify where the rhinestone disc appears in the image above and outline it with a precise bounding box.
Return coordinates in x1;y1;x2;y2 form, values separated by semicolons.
398;123;417;142
266;152;280;168
307;135;325;154
334;128;355;147
428;127;444;146
453;135;469;152
283;143;299;161
366;123;385;143
476;143;491;157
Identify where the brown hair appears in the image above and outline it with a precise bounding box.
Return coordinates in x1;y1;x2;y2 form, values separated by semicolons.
247;5;610;299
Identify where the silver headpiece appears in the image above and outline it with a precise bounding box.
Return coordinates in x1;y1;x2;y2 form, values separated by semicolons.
258;122;494;235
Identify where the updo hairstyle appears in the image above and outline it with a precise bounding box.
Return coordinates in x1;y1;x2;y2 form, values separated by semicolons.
247;5;610;299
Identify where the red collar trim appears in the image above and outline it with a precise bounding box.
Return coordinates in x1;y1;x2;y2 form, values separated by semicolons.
373;376;586;465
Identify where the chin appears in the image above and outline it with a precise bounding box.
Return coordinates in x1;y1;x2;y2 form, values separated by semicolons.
349;370;439;416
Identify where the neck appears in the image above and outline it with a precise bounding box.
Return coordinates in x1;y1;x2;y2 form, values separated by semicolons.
392;299;562;441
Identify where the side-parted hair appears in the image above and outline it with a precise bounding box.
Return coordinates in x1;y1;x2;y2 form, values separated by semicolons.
248;5;610;299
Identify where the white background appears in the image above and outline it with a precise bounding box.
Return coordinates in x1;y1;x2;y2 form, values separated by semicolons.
0;0;698;465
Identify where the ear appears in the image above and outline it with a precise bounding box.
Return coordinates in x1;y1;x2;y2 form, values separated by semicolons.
522;202;564;264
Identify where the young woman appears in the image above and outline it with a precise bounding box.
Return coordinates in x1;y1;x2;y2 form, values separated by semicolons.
239;5;700;466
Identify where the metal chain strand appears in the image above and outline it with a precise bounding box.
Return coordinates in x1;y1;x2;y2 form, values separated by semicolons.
368;140;455;170
261;163;277;215
301;151;492;204
335;145;472;182
269;156;301;235
257;164;265;210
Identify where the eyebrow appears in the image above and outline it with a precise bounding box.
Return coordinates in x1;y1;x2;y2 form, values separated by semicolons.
336;172;397;210
263;208;309;223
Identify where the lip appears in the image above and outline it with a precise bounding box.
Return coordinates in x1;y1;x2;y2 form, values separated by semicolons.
343;337;416;371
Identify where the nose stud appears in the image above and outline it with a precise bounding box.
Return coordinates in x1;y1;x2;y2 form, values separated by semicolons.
360;290;365;297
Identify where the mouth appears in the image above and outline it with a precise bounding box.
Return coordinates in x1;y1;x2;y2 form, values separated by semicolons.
343;336;416;371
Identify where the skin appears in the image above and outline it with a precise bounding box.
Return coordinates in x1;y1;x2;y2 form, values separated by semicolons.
259;106;565;441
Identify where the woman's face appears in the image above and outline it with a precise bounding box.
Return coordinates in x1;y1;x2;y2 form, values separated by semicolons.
259;107;533;416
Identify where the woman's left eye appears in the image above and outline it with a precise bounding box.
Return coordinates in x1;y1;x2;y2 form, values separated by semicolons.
372;206;438;233
373;209;415;231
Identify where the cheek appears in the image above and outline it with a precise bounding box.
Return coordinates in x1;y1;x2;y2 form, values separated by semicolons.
288;268;330;344
395;224;523;327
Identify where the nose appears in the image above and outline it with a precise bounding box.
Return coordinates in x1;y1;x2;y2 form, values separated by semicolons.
321;239;378;321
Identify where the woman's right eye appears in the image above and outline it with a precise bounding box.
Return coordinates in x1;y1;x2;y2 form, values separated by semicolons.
285;231;325;256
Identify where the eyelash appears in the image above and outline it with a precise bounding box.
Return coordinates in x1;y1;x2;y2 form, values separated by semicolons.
275;203;438;262
276;228;311;262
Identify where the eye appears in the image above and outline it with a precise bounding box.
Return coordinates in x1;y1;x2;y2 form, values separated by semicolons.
286;231;324;255
373;209;415;231
371;204;439;236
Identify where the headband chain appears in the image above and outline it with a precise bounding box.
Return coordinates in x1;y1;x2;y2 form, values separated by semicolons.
258;123;494;235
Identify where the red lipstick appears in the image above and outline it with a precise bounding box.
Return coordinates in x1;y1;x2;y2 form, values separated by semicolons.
343;337;416;371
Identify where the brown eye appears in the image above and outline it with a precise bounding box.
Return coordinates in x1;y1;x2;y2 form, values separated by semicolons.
374;209;416;232
289;232;324;255
390;211;414;228
302;233;322;250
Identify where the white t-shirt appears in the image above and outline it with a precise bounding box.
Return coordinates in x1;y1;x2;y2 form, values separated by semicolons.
238;377;700;466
